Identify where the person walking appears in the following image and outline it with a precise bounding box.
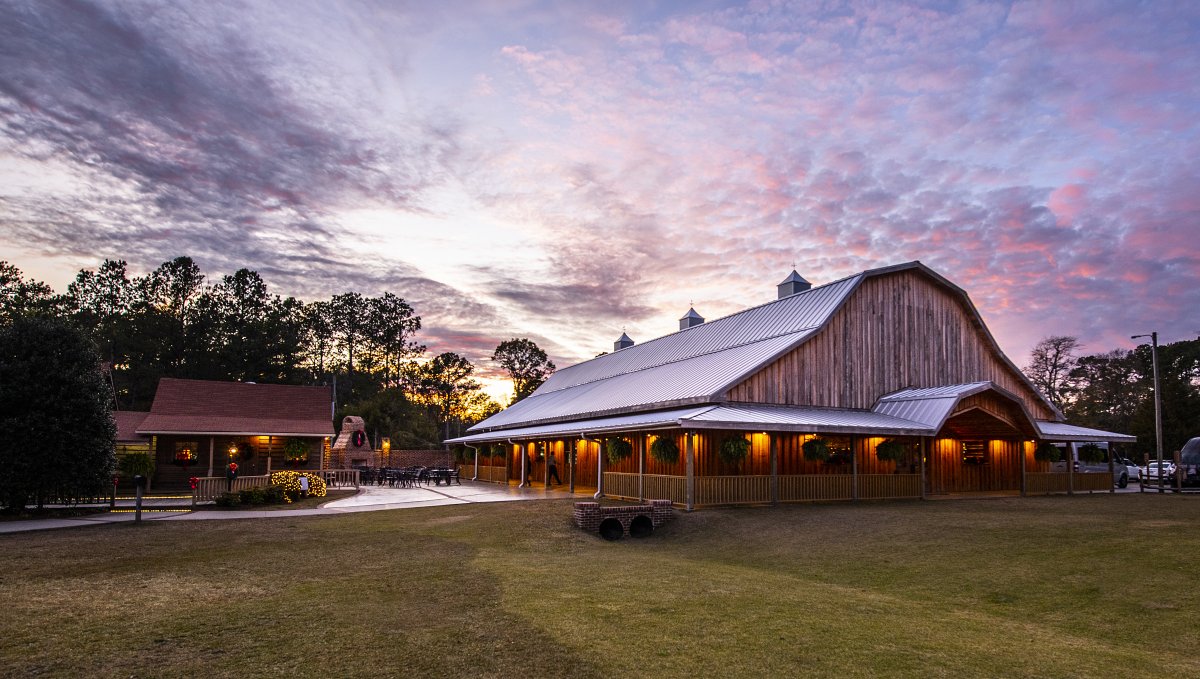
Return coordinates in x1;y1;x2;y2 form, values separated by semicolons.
547;451;561;486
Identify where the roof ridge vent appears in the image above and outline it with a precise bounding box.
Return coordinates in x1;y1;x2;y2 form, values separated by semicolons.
614;331;635;351
777;270;811;298
679;307;704;330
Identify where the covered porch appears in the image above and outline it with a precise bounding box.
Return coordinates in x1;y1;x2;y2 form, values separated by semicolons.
451;383;1134;509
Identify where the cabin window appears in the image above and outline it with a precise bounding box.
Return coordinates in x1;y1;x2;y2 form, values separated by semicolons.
961;440;988;465
174;440;200;464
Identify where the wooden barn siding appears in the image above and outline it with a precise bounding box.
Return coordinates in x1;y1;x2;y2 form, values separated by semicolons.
926;438;1023;493
726;270;1055;420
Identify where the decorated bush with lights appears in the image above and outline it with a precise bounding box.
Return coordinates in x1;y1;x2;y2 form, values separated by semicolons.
269;470;327;502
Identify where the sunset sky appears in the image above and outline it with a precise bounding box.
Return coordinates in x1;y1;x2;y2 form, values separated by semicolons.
1;0;1197;401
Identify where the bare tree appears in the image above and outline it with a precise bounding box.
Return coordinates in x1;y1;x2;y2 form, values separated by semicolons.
1025;335;1082;409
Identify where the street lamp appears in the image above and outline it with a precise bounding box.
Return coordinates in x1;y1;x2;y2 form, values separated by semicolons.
1131;332;1164;491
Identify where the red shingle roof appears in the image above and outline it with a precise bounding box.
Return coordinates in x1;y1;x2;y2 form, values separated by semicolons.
114;411;150;443
137;378;333;437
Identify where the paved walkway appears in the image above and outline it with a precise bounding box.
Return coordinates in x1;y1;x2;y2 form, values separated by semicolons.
0;481;586;534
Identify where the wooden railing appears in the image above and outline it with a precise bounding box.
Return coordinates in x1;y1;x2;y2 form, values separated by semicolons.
779;474;853;502
193;475;271;502
696;475;770;505
857;474;921;499
467;464;508;483
602;472;641;499
1026;472;1112;495
642;474;686;503
321;469;360;488
601;473;687;503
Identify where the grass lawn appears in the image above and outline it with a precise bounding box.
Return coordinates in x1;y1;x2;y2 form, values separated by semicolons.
2;492;1198;678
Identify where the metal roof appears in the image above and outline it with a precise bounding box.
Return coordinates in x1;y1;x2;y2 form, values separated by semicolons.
451;402;936;444
536;273;860;395
473;332;810;430
1035;422;1137;443
447;406;719;444
685;404;932;435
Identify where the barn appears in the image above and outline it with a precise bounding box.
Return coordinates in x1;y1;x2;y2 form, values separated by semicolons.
448;261;1133;508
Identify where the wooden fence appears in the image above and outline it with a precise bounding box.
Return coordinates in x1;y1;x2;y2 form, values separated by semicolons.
601;472;920;506
192;469;359;503
321;469;360;488
1025;472;1113;495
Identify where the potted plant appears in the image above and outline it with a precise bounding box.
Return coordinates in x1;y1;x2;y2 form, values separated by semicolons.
718;436;750;465
606;438;633;464
875;439;906;463
802;437;831;463
1034;442;1061;463
649;436;680;464
1078;443;1105;463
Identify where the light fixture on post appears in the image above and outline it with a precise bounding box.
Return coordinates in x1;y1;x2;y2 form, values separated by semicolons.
1131;332;1164;492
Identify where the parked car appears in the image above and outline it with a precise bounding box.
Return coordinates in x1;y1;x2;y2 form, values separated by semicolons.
1116;457;1141;483
1139;460;1177;484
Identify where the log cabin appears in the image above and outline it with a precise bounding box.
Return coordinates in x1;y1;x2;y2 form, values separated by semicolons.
448;261;1134;508
136;378;333;489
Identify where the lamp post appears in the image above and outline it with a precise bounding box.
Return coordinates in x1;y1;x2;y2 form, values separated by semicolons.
1131;332;1163;492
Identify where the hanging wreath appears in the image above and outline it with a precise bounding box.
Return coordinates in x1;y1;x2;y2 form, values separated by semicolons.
606;438;633;464
352;430;367;447
649;436;680;464
1033;442;1061;463
718;436;751;464
284;438;309;465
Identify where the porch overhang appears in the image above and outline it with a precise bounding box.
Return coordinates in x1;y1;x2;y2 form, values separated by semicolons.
1035;421;1136;443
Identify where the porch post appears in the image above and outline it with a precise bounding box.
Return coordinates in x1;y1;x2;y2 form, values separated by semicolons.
519;443;527;488
685;430;695;512
569;439;577;493
470;444;479;481
207;437;214;477
1067;442;1076;495
594;438;605;499
1019;440;1027;497
638;436;645;502
851;436;859;502
920;437;927;500
266;436;272;474
769;433;779;506
543;441;549;489
1108;444;1115;494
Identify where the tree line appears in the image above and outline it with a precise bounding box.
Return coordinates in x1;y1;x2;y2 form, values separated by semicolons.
1025;335;1200;457
0;258;555;448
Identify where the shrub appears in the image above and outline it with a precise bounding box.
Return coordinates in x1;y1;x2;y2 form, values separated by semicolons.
214;492;241;508
1034;442;1061;463
263;485;286;504
237;486;267;505
875;439;906;462
606;438;633;464
718;436;750;464
803;438;831;462
649;436;680;464
269;470;327;502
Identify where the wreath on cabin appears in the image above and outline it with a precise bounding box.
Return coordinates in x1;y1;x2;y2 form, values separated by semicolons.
1033;442;1061;463
606;438;633;464
718;436;751;465
649;436;680;464
283;438;309;466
